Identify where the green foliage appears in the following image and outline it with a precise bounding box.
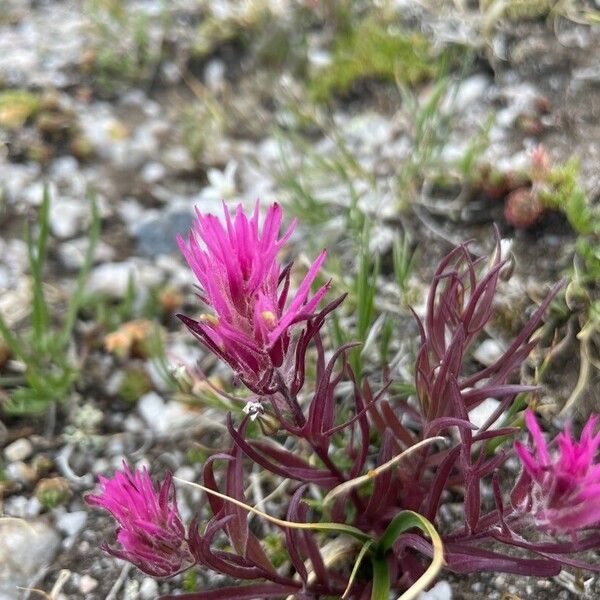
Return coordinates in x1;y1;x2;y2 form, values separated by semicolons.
262;533;289;568
531;157;600;415
480;0;560;22
394;56;487;204
182;569;198;592
0;188;100;415
83;278;168;331
35;477;72;509
0;90;41;130
309;15;438;102
180;98;227;163
118;366;153;404
538;158;600;282
85;0;168;93
329;223;379;380
393;234;415;299
194;2;309;74
539;158;597;234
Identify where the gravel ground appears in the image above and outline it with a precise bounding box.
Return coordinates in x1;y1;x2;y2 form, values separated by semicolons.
0;1;599;598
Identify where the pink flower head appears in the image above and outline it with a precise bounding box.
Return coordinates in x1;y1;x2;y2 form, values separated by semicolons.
86;464;191;577
177;201;329;394
514;409;600;534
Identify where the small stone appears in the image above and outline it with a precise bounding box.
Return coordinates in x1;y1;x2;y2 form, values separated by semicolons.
79;574;98;594
86;260;162;299
138;392;200;436
5;460;36;483
468;398;501;430
452;75;489;113
55;510;87;539
493;574;506;590
4;438;33;462
163;146;194;171
0;518;60;599
49;198;91;239
473;339;505;367
3;494;42;518
141;161;167;184
58;237;115;271
204;59;226;90
419;580;452;600
137;392;166;431
139;577;159;599
135;209;193;257
49;155;79;183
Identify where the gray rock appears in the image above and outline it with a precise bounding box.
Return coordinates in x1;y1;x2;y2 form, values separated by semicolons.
1;163;41;205
55;510;87;539
451;75;490;113
22;181;57;207
0;518;60;600
135;209;193;257
86;260;162;299
3;438;33;462
204;59;226;90
58;237;116;271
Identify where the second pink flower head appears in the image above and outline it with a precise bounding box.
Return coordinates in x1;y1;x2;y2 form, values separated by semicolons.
514;409;600;534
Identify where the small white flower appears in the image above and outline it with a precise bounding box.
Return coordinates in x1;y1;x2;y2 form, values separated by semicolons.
243;400;264;421
198;161;238;203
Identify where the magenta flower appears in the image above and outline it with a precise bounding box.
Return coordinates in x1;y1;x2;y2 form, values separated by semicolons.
86;464;191;577
177;202;329;394
514;409;600;534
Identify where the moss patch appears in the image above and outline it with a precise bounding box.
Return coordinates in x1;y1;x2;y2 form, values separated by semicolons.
0;90;41;130
309;16;439;102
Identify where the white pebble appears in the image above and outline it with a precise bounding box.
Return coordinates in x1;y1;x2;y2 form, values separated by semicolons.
4;438;33;462
79;574;98;594
419;580;452;600
139;577;159;599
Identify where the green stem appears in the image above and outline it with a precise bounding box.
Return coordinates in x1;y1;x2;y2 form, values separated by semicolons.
370;557;390;600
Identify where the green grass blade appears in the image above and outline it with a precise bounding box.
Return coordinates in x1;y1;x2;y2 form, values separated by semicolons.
27;185;51;345
370;557;390;600
60;193;100;345
376;510;445;600
342;540;374;599
0;308;28;361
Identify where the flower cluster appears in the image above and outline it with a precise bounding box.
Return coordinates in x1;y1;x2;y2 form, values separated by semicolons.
177;202;330;395
87;202;600;599
514;409;600;534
